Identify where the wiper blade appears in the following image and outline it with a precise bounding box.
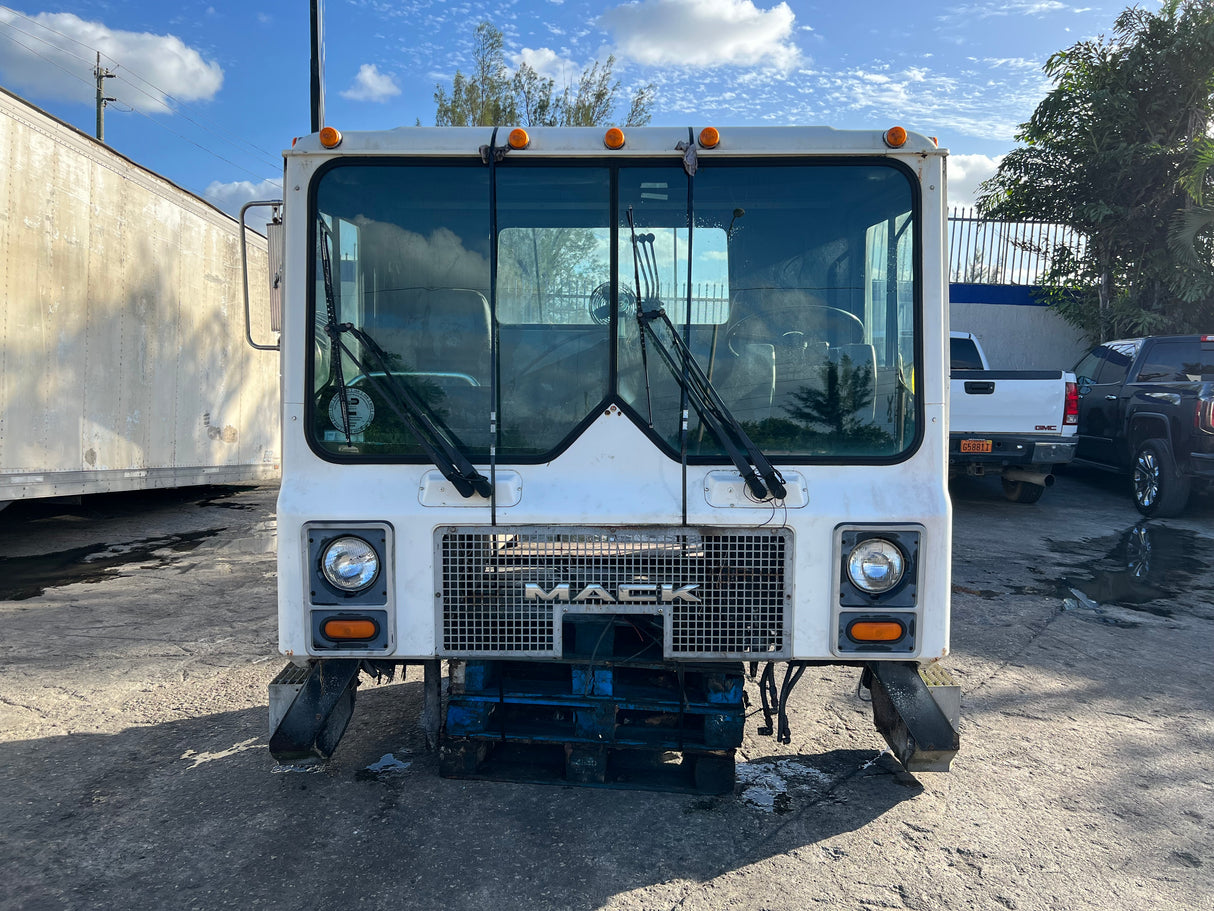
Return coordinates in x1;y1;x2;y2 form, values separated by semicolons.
318;219;492;499
626;217;786;501
327;325;493;498
640;308;787;500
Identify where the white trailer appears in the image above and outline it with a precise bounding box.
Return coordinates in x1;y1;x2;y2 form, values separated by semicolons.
256;122;959;790
0;87;280;508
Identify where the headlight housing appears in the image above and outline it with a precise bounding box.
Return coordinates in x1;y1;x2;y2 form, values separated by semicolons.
321;536;380;592
846;538;905;594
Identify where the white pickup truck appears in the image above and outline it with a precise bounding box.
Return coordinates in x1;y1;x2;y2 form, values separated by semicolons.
949;331;1079;502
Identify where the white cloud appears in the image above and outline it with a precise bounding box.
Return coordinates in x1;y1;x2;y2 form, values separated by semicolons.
599;0;802;70
203;178;283;219
940;0;1087;21
511;47;580;84
339;64;401;102
0;8;222;113
947;153;1004;209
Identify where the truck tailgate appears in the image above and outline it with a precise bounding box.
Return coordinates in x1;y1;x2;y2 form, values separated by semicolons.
950;370;1071;435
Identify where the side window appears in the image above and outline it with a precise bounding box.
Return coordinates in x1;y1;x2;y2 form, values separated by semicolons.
1072;348;1105;385
1198;344;1214;378
1095;343;1134;385
950;337;984;370
1134;341;1192;382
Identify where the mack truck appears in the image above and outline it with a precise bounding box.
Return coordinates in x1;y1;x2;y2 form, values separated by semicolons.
247;120;959;791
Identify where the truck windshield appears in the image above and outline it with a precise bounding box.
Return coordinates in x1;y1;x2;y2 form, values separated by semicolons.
307;158;920;463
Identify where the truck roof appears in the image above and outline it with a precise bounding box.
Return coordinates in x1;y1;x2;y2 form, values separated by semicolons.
287;124;945;158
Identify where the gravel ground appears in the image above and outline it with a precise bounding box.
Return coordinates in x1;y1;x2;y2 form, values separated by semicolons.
0;471;1210;911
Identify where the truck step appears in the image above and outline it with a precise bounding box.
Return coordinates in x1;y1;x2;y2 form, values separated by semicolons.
438;736;736;794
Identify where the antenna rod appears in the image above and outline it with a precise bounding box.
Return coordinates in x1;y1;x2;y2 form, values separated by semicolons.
310;0;326;132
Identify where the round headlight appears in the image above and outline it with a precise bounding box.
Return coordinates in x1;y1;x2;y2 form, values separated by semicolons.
321;536;380;592
847;538;905;594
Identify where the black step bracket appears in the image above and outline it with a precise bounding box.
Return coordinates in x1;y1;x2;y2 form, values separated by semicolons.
268;659;360;764
864;661;960;772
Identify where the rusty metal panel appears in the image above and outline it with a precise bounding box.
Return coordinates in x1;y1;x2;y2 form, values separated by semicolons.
0;88;280;503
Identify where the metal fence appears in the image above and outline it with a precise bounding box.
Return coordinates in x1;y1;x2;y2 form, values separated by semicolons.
497;280;731;324
949;207;1085;286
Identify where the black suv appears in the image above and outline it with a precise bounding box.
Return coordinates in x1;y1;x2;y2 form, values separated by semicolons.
1073;335;1214;516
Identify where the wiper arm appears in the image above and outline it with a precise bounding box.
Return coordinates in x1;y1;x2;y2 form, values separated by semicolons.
318;219;492;499
626;217;786;501
639;308;787;501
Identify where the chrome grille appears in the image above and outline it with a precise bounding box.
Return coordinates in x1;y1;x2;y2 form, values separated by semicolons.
437;526;791;659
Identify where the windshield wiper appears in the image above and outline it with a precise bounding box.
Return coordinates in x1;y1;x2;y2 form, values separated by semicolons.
317;218;492;499
625;211;787;501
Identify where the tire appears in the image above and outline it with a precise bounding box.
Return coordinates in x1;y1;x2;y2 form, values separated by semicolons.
1001;476;1046;503
1132;438;1191;517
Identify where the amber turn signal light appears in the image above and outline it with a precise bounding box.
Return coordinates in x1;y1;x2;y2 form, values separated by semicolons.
699;126;720;148
883;126;908;148
848;620;905;642
508;128;530;149
319;126;343;149
323;618;378;640
604;127;625;149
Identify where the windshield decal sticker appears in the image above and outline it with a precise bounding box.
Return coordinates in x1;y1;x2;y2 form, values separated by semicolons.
329;391;375;435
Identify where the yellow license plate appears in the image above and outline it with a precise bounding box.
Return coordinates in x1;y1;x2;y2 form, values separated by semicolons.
960;439;992;453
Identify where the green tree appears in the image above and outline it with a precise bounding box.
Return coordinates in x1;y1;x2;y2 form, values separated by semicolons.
434;22;654;128
977;0;1214;341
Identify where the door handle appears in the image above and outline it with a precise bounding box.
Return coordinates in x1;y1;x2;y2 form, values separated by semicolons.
1105;395;1118;401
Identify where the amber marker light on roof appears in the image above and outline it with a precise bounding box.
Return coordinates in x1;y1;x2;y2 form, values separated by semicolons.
508;128;530;149
319;126;343;149
883;126;908;148
699;126;720;148
604;127;625;149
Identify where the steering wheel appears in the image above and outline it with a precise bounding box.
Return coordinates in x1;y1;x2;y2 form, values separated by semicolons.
725;304;865;357
587;282;637;325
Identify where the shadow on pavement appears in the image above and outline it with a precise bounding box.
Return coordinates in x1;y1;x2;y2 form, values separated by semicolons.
0;680;923;911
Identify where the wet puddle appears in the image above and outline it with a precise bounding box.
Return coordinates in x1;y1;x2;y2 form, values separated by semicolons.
0;529;224;601
1052;524;1211;616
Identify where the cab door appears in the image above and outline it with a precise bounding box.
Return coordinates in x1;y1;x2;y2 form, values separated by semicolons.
1074;341;1137;466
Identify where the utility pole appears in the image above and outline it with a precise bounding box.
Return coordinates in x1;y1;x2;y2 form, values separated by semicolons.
93;52;116;142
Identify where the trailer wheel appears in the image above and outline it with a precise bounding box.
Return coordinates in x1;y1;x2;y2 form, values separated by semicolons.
1001;476;1046;504
1132;438;1191;517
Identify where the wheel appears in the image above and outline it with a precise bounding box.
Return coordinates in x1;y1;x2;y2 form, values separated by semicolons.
1132;438;1191;517
726;303;865;356
1125;524;1152;579
1001;476;1046;503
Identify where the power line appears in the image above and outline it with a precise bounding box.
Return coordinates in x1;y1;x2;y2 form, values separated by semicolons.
0;27;95;91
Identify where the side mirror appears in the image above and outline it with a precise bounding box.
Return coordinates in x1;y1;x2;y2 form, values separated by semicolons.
240;199;285;352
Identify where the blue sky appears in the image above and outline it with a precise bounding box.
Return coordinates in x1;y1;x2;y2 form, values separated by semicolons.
0;1;1143;215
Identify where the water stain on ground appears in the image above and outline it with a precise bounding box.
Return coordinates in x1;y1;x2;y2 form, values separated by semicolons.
0;529;224;601
1050;523;1212;614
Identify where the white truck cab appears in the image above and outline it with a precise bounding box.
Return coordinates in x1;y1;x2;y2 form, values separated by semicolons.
252;124;958;789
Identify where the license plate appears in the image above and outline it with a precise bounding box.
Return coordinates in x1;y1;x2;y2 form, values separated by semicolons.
960;439;992;453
